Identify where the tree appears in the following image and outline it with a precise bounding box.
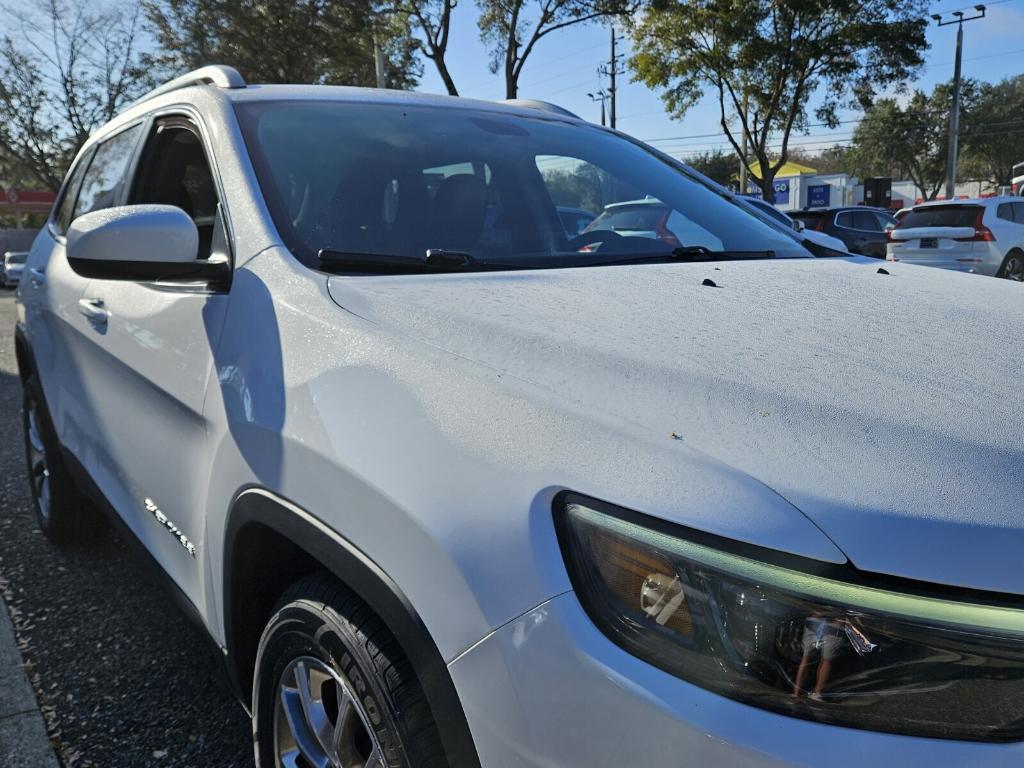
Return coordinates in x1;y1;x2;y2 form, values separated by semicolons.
848;81;978;201
683;149;737;187
478;0;632;99
144;0;421;89
398;0;459;95
961;75;1024;188
630;0;929;202
0;0;146;191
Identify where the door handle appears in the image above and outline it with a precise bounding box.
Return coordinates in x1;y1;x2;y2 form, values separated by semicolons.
77;298;109;327
29;267;45;285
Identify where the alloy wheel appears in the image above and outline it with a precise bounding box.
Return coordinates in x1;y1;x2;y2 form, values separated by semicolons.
26;400;51;522
275;656;385;768
1002;253;1024;281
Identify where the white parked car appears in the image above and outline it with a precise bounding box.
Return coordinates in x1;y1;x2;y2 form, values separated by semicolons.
13;66;1024;767
887;197;1024;280
2;250;27;288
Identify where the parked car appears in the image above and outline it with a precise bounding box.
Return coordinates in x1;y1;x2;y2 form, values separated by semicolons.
790;206;896;258
585;197;728;251
1;250;27;288
556;206;595;238
740;195;849;253
1012;160;1023;196
887;197;1024;280
15;66;1024;767
893;207;913;223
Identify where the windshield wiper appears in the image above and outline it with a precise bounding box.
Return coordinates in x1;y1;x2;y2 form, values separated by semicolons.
318;248;482;274
579;246;777;267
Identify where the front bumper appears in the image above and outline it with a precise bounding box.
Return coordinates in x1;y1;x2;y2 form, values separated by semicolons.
448;592;1024;767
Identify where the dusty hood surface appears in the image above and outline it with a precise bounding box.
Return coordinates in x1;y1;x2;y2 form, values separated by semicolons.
329;257;1024;595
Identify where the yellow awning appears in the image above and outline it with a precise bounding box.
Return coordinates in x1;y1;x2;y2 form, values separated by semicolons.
747;160;817;180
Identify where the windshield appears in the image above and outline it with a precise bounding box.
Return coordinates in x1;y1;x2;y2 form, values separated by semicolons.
900;205;981;229
234;100;812;270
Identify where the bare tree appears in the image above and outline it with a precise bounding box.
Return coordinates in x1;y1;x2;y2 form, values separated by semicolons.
399;0;459;95
478;0;631;99
0;0;146;191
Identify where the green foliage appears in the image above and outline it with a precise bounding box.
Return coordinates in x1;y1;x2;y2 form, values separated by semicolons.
847;80;977;201
961;75;1024;188
683;149;738;186
143;0;421;88
630;0;929;201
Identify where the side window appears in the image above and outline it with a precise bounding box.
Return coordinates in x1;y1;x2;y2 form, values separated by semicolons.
997;203;1013;222
72;124;144;221
871;211;895;230
835;211;855;229
853;211;880;231
130;122;220;259
52;147;95;235
1013;203;1024;224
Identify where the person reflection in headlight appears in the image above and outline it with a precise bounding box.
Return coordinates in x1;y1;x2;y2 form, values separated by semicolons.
793;615;843;701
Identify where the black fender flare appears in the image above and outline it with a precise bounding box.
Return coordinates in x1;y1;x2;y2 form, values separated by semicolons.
223;487;481;768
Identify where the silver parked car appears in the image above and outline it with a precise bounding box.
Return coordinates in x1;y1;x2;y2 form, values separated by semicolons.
1;251;28;288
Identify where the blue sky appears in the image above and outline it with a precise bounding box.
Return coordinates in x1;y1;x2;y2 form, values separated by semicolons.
415;0;1024;159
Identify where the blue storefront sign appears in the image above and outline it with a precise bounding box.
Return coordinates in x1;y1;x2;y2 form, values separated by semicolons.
807;183;830;208
772;180;790;204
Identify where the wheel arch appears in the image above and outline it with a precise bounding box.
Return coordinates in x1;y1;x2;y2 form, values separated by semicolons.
223;487;481;768
13;325;34;383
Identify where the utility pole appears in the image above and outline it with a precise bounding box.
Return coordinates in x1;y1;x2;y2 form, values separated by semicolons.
932;5;985;199
588;90;609;126
598;26;624;130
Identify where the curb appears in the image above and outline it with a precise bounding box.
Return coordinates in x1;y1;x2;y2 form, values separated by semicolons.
0;596;60;768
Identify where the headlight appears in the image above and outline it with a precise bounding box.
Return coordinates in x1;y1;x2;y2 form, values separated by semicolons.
556;495;1024;742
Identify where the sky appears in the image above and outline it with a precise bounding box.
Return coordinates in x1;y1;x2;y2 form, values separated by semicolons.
414;0;1024;161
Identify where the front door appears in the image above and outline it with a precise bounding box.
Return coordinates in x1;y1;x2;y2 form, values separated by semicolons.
75;116;231;607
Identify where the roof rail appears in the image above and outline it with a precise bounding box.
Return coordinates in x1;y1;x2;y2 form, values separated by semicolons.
127;65;246;109
501;99;579;119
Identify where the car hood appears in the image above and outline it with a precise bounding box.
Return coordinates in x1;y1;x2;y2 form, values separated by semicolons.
328;258;1024;595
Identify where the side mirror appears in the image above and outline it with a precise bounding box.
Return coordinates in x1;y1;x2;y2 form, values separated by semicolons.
793;218;806;232
67;205;227;282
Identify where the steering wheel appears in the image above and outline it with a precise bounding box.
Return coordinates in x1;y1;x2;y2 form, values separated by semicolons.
568;229;625;252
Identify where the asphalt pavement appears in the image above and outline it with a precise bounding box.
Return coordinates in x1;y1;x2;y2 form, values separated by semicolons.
0;291;253;767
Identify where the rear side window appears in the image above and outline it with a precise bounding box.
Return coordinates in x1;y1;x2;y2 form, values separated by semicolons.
835;211;856;229
997;203;1014;222
900;205;981;229
72;124;144;221
1013;203;1024;223
52;147;96;235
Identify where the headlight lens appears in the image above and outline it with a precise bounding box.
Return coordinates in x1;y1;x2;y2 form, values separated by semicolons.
557;496;1024;742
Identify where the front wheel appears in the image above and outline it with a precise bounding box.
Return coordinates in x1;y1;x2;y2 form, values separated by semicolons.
252;574;447;768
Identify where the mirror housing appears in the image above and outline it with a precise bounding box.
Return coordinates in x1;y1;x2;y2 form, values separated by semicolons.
66;205;227;283
793;218;806;232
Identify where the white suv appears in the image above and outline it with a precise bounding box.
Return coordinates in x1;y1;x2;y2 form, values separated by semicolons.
13;67;1024;767
887;196;1024;280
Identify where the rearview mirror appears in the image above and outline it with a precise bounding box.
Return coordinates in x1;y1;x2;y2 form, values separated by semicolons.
67;205;227;282
793;218;806;232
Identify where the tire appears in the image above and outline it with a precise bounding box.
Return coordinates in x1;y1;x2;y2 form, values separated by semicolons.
22;374;104;545
252;573;447;768
997;250;1024;282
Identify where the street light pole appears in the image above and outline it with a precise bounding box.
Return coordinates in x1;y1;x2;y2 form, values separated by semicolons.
932;5;985;199
588;90;609;126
